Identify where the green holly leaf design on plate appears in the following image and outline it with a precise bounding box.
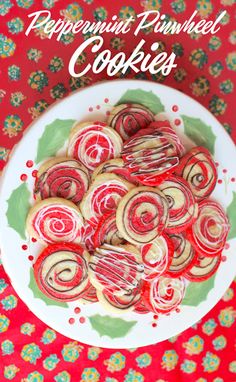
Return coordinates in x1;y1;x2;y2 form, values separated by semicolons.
227;191;236;240
28;268;68;308
6;183;31;240
89;314;137;338
117;89;165;114
181;115;216;155
182;275;216;306
35;119;76;164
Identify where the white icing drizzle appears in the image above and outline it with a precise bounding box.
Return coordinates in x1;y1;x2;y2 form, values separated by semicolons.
34;204;83;243
68;124;122;170
89;244;144;294
193;202;229;255
122;131;179;180
150;276;185;313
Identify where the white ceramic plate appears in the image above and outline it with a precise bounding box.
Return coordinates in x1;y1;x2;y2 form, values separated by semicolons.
0;80;236;348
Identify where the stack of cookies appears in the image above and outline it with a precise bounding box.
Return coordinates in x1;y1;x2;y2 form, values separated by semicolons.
26;104;230;315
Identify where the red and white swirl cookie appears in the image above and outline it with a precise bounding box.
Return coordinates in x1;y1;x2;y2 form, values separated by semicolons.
165;234;196;277
175;146;217;201
94;212;125;248
88;243;144;296
34;157;90;205
67;121;123;171
92;158;138;185
187;199;230;257
122;126;182;186
26;198;84;244
80;173;134;227
33;243;89;301
159;175;198;233
97;287;141;314
184;253;221;282
140;234;174;281
107;103;154;140
116;186;169;245
142;276;186;314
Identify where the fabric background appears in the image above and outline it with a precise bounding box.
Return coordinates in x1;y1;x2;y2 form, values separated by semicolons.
0;0;236;381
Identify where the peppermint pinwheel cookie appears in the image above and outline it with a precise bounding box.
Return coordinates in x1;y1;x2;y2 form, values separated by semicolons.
33;243;89;302
67;121;123;171
80;173;134;226
88;243;144;296
175;146;217;201
165;234;196;277
142;276;186;314
159;175;198;233
26;197;84;244
187;199;230;257
107;103;154;140
34;157;90;205
122;125;183;186
116;186;169;245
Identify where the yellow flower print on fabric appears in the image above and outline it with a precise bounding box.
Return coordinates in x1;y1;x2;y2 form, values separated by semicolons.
0;314;10;332
81;367;100;382
141;0;162;12
26;371;44;382
4;365;19;380
218;307;236;327
21;343;42;364
104;352;126;372
183;335;204;355
226;52;236;71
20;322;35;336
61;341;83;362
3;115;23;137
181;360;197;374
161;350;179;371
196;0;213;18
87;347;103;361
60;3;83;23
202;352;220;373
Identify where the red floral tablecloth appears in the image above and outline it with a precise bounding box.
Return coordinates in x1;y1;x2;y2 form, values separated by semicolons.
0;1;236;381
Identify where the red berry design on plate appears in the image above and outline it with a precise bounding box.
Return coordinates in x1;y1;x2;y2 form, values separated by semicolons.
26;160;34;168
172;105;179;112
20;174;27;182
